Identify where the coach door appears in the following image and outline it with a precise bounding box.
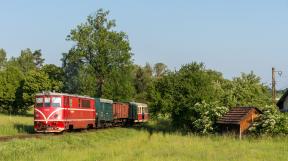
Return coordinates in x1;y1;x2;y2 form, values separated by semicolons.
142;106;145;121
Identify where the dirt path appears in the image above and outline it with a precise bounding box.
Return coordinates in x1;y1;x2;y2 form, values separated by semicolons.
0;127;118;142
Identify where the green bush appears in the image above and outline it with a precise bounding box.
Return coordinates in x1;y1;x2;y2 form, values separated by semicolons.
191;102;229;134
249;106;288;136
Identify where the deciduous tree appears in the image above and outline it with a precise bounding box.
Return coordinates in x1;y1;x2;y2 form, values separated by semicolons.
63;9;134;100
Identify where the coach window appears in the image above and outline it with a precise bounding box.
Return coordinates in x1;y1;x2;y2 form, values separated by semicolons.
52;97;61;107
78;99;81;108
44;97;51;107
145;107;148;113
36;97;43;107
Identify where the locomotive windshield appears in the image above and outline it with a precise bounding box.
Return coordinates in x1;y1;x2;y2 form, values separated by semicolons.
44;97;51;107
35;96;62;108
52;97;61;107
36;97;43;107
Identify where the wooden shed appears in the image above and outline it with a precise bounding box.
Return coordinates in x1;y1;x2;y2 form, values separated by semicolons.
217;107;262;138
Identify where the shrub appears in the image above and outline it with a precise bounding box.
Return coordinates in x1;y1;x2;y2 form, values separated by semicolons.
191;101;229;134
249;106;288;136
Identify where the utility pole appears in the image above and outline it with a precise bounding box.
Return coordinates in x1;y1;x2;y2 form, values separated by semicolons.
272;67;283;105
272;67;276;104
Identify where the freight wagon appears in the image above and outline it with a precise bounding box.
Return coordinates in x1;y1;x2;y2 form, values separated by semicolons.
113;102;129;125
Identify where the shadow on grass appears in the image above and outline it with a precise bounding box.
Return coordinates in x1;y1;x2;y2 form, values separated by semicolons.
131;119;189;138
14;124;34;134
20;113;34;117
0;112;34;118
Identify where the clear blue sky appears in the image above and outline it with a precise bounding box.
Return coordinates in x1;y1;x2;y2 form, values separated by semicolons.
1;1;288;88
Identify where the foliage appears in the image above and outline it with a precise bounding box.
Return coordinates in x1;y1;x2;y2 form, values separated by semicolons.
22;70;52;109
41;64;64;91
0;48;7;68
132;63;153;102
61;51;84;95
6;48;45;74
0;49;61;114
249;106;288;136
148;62;227;130
148;62;272;133
191;102;228;134
230;72;272;107
0;65;24;113
63;9;134;100
153;62;167;78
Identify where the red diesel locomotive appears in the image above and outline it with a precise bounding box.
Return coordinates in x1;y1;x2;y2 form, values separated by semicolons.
34;92;95;132
34;92;149;133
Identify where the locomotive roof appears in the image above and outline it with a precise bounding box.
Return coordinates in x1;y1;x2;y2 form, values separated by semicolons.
36;91;94;99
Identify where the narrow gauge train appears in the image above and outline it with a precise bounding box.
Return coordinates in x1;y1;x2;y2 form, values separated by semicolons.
34;92;149;133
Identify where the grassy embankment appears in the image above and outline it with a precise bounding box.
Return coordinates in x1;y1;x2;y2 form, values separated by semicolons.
0;114;288;161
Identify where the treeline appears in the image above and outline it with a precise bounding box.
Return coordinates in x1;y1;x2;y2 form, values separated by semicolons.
147;62;274;134
0;49;63;114
0;47;165;114
1;9;285;135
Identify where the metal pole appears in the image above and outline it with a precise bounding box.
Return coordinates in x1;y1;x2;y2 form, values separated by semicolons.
272;67;276;105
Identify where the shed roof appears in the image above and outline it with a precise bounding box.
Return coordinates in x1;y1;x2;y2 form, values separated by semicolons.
217;107;262;125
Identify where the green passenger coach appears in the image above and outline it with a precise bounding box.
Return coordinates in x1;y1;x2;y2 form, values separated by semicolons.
129;102;149;123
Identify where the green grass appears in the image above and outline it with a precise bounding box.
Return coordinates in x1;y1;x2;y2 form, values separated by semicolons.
0;113;34;136
1;114;288;161
0;127;288;161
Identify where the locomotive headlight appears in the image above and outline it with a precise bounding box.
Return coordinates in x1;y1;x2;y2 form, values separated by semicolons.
35;114;39;118
54;114;58;119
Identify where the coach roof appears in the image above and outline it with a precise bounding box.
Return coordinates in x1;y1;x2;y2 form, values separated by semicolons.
97;98;113;104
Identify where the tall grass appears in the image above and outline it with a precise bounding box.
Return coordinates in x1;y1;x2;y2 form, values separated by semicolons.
0;114;288;161
0;127;288;161
0;113;34;136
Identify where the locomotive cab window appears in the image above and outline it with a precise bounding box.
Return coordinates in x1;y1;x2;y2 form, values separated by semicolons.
36;97;43;107
44;97;51;107
52;97;61;107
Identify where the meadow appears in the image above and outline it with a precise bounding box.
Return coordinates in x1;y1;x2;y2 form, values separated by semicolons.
0;113;34;136
0;114;288;161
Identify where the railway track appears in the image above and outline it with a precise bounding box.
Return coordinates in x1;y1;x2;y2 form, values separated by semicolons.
0;133;45;142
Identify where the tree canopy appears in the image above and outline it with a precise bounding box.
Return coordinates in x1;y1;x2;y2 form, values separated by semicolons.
63;9;134;100
147;62;272;132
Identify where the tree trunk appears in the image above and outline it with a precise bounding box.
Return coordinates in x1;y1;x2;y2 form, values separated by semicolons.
96;78;104;97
